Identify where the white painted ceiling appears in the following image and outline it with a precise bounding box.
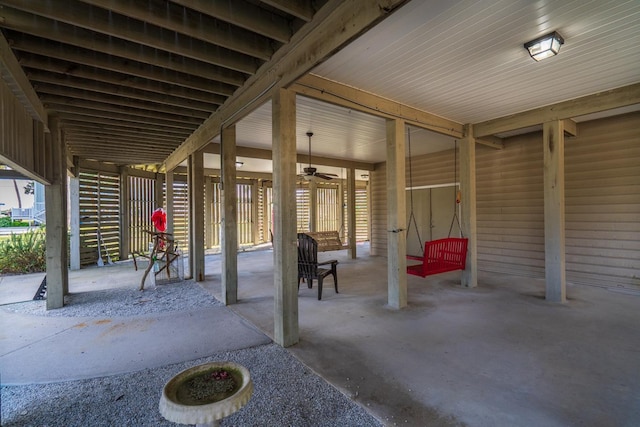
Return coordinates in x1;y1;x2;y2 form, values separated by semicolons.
209;0;640;174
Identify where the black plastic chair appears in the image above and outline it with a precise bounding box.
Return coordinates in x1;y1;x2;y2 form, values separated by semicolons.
297;233;338;300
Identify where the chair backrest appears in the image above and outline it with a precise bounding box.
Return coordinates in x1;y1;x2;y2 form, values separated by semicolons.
297;233;319;279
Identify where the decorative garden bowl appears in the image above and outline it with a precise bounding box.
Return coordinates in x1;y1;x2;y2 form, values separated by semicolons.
159;361;253;427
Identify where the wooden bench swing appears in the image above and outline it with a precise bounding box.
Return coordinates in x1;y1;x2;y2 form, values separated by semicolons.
405;136;468;278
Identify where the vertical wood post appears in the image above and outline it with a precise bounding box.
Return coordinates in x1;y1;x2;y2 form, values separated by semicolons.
543;120;567;302
386;119;407;309
251;180;259;244
69;176;80;271
45;116;68;309
204;176;214;248
155;173;164;209
309;180;317;232
221;125;238;304
119;167;130;261
272;88;299;347
460;125;478;288
165;170;174;234
189;150;205;281
347;168;357;258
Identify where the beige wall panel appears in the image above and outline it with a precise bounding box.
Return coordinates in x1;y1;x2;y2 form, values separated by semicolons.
565;112;640;287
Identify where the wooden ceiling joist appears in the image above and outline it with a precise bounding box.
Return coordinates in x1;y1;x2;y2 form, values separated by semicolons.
164;0;410;171
60;116;194;136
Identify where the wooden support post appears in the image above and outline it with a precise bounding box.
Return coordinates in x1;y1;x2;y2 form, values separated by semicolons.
543;120;566;302
251;180;259;245
119;167;130;261
386;119;407;309
45;116;68;309
155;173;164;209
165;170;174;234
221;125;238;305
347;168;357;258
69;176;80;271
189;150;205;281
309;180;317;232
204;176;214;249
272;88;299;347
460;125;478;288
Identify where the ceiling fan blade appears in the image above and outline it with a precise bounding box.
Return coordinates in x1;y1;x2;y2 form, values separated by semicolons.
315;173;334;180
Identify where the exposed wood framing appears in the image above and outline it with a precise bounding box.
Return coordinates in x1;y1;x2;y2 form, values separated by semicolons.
164;0;410;171
474;83;640;138
292;74;464;138
0;30;47;127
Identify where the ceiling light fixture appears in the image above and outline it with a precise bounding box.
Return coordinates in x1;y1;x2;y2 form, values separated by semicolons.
235;161;244;167
524;31;564;61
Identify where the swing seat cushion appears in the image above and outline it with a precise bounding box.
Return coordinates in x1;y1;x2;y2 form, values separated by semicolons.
407;238;468;277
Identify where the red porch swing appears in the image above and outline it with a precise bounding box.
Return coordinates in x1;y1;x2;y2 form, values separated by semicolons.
405;135;468;278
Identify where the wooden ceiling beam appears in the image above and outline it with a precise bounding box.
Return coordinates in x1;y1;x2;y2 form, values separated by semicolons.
20;54;236;98
66;134;180;149
203;143;376;171
0;30;47;128
8;33;246;88
172;0;293;43
293;74;464;138
164;0;410;171
0;1;259;74
60;116;194;135
62;121;192;139
77;0;275;61
39;93;210;121
30;78;220;112
44;101;205;128
0;8;250;84
474;83;640;138
53;106;199;130
261;0;315;21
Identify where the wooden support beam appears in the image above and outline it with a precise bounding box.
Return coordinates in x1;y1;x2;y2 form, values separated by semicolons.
188;150;205;281
293;74;464;138
347;168;357;259
563;119;578;137
272;88;299;347
204;176;214;249
45;116;68;309
386;118;407;309
165;170;174;234
0;31;47;128
475;135;504;150
460;125;477;288
203;143;376;171
69;177;80;270
543;120;566;303
164;0;410;171
309;180;317;232
221;125;239;304
119;167;130;261
474;83;640;137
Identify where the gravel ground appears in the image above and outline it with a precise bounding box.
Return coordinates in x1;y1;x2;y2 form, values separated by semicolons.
1;281;383;426
3;280;224;317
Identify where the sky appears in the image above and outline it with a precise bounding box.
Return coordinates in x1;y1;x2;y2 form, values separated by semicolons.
0;179;34;212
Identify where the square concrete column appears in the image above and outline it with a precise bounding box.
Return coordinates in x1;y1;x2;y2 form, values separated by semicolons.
460;125;478;288
386;119;407;309
45;116;68;309
272;88;299;347
221;125;238;305
543;120;567;303
347;168;357;258
188;150;205;282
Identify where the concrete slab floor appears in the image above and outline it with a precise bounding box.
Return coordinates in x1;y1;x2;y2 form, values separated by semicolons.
200;245;640;427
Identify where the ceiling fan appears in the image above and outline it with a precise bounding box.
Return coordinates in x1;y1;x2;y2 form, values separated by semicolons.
298;131;338;181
